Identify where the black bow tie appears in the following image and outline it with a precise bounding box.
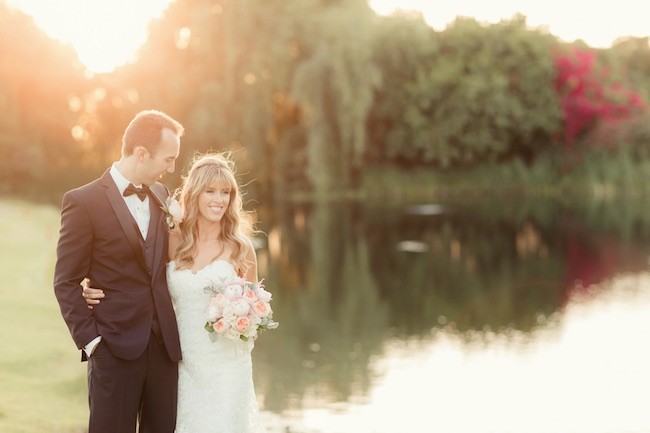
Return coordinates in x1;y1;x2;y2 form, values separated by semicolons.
123;183;150;201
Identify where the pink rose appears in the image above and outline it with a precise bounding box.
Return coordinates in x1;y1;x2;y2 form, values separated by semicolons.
251;300;271;318
235;316;250;333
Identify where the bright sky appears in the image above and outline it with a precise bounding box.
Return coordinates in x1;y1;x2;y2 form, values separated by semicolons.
370;0;650;48
7;0;650;73
7;0;171;73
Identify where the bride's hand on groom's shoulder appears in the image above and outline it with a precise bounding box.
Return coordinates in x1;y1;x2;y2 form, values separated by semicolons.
81;278;105;309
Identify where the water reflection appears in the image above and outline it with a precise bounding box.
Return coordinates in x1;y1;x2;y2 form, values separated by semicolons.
251;199;650;432
254;203;389;413
280;275;650;433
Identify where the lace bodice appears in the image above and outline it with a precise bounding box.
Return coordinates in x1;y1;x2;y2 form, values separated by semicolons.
167;260;265;433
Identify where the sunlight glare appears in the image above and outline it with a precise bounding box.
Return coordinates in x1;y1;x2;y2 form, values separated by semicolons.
7;0;172;73
293;274;650;433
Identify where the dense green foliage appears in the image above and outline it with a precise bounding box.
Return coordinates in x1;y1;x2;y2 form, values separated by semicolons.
369;15;562;167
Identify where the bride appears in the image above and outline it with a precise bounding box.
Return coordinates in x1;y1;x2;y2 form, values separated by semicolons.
86;153;267;433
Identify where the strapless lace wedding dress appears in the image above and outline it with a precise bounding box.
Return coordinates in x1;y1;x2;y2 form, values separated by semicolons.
167;260;266;433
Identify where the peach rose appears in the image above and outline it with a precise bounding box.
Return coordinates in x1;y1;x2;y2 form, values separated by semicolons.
212;318;228;334
242;289;258;305
251;300;271;318
235;316;250;333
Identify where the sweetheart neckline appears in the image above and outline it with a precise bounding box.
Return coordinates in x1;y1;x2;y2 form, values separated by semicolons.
168;259;234;275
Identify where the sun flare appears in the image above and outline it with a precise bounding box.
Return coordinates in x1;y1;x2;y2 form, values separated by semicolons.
7;0;172;73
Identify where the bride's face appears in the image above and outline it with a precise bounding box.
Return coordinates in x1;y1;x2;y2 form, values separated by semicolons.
197;180;231;224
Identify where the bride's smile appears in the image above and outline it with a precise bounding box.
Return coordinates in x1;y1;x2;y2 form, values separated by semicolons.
198;182;231;223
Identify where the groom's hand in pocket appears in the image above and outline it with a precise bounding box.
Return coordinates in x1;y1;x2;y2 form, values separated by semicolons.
81;278;105;309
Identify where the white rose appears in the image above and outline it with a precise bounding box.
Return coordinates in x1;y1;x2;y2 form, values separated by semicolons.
205;305;221;322
248;313;262;326
168;199;184;223
221;305;236;320
223;284;244;301
231;299;250;316
254;287;272;303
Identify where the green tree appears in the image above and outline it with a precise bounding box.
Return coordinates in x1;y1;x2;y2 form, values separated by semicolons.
368;16;562;168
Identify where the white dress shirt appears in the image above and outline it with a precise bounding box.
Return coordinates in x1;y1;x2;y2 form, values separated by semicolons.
109;163;151;239
84;163;151;357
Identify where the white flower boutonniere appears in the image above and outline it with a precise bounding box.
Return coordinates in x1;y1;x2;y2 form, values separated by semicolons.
160;195;183;229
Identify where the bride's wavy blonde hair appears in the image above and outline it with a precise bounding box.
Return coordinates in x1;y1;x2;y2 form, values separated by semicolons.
173;153;253;276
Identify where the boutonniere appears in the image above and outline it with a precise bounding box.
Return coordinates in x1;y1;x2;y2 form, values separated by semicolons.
160;193;184;229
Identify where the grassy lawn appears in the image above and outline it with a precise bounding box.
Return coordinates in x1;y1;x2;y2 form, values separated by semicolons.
0;199;87;433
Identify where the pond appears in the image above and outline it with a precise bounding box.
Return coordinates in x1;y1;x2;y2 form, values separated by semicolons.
250;198;650;433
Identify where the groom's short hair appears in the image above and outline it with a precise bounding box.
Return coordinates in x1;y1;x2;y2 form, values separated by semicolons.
122;110;184;156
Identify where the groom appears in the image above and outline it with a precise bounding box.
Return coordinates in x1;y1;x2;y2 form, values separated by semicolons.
54;110;184;433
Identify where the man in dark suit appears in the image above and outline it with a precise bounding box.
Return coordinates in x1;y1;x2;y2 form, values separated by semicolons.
54;110;184;433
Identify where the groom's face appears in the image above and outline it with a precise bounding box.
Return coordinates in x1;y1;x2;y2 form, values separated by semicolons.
140;127;180;185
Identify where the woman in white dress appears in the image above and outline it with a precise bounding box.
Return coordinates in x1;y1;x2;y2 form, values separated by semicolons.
86;153;267;433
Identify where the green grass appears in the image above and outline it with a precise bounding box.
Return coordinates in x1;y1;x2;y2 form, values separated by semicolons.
0;199;87;433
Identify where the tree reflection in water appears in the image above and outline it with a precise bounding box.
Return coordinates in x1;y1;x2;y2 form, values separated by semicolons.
251;198;650;414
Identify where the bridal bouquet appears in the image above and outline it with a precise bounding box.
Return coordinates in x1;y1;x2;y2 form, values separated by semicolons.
204;276;278;341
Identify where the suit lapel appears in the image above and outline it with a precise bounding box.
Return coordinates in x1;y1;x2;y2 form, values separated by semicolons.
101;170;148;272
148;183;167;210
149;183;169;279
